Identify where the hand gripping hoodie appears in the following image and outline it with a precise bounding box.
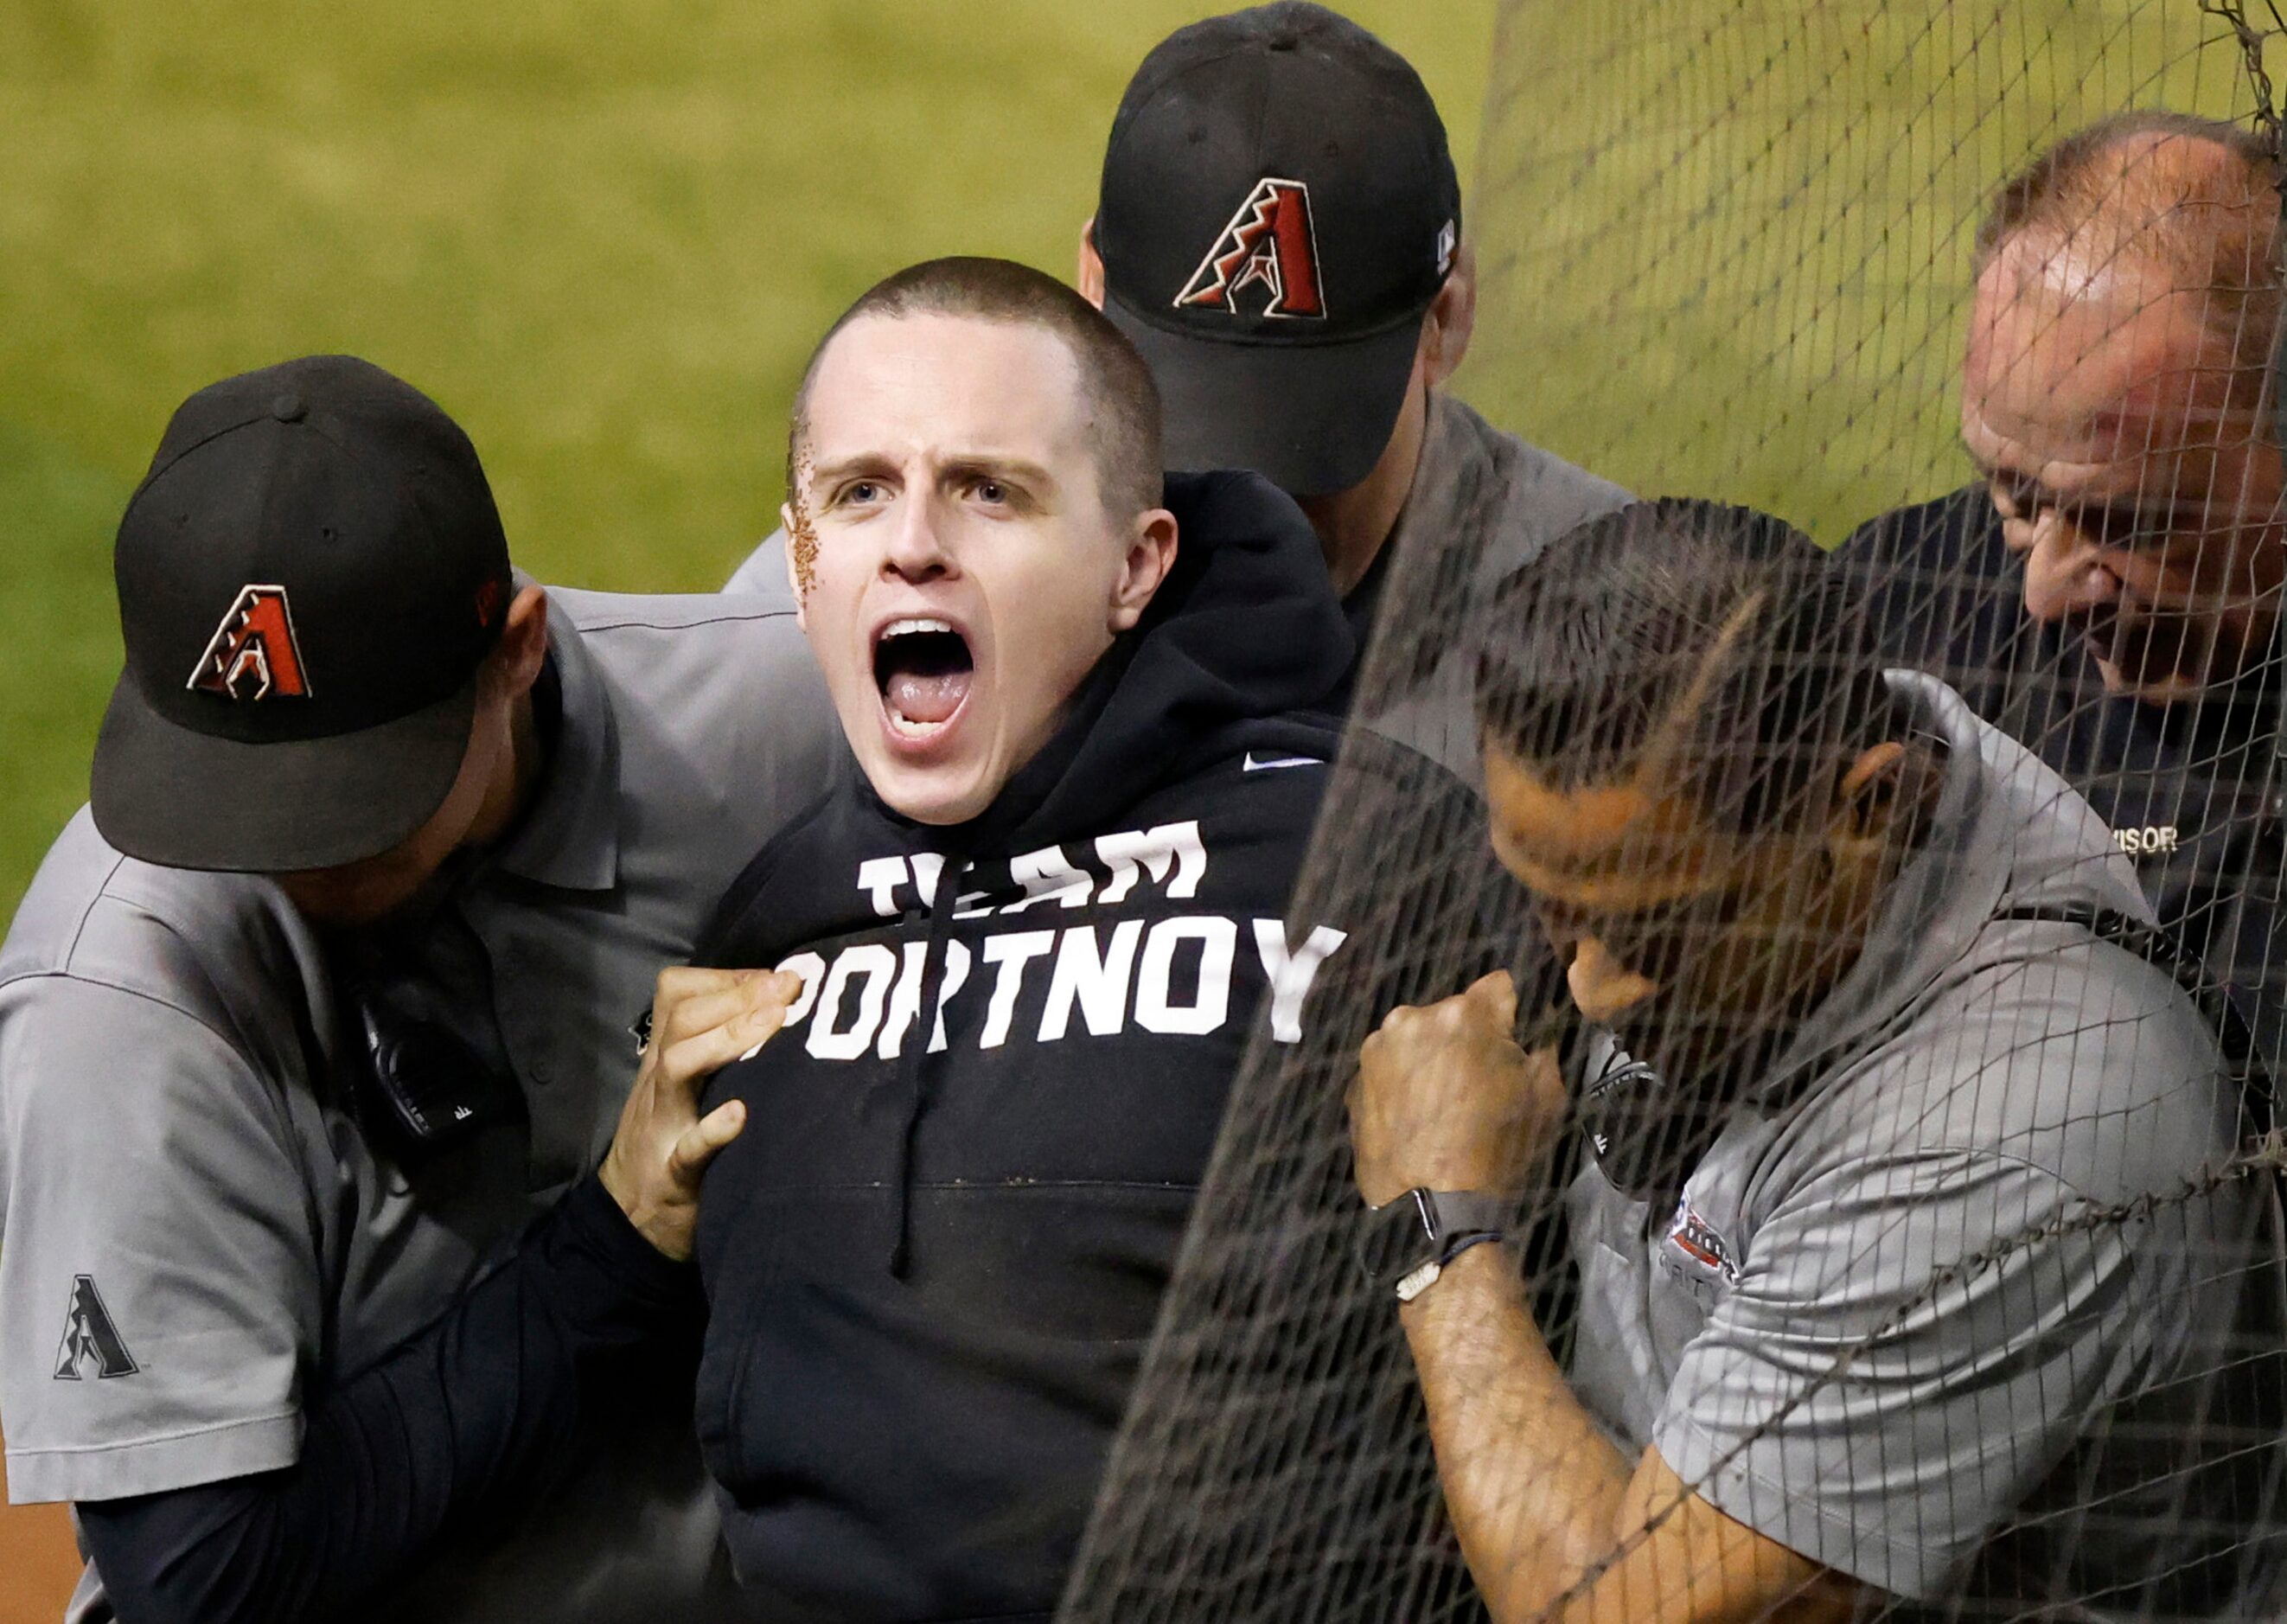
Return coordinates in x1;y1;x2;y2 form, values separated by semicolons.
689;471;1448;1622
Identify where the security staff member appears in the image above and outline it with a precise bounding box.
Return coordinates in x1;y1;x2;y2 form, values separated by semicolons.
1352;501;2285;1623
1844;112;2287;1071
1076;2;1629;788
0;355;837;1622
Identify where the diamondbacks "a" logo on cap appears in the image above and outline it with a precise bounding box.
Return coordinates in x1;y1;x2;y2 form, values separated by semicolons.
53;1275;138;1380
1175;177;1326;319
188;585;311;701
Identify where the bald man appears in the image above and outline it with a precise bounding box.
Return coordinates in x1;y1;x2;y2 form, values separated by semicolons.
1844;110;2287;1069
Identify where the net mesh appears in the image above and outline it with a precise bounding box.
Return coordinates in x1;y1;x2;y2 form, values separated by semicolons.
1061;5;2287;1621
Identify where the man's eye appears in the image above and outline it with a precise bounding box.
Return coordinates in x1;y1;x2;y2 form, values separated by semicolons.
840;480;885;507
973;479;1008;504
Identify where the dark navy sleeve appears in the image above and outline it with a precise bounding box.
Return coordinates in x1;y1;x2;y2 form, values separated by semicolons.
1833;485;2009;683
76;1174;698;1624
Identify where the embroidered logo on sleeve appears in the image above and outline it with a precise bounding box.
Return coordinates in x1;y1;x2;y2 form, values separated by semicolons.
53;1275;139;1380
1663;1199;1739;1286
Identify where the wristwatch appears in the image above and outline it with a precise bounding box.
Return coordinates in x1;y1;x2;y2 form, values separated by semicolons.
1356;1188;1511;1303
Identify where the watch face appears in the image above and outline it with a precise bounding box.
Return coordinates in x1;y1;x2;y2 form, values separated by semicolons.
1354;1188;1441;1289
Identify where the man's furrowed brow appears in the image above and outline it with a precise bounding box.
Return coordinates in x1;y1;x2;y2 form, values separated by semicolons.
941;454;1059;489
806;451;898;488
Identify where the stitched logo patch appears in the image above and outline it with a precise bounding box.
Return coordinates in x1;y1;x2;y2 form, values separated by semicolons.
1174;177;1327;319
188;584;312;701
53;1275;138;1380
1664;1198;1739;1285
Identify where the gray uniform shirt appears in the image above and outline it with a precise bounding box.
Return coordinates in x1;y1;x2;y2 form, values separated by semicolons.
726;527;790;598
1341;390;1630;788
725;392;1632;792
1568;672;2285;1616
0;585;838;1622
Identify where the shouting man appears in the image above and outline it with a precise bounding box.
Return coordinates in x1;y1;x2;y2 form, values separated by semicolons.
1351;500;2285;1621
684;257;1461;1621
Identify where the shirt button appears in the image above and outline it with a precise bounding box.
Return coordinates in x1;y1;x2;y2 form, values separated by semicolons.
527;1060;553;1088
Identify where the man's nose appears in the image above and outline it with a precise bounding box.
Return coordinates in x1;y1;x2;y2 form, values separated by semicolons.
1566;937;1658;1026
2019;515;2120;623
882;492;955;581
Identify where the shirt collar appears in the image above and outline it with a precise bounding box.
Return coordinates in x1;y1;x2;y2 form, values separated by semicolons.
490;590;622;893
1758;672;2000;1097
1383;389;1481;571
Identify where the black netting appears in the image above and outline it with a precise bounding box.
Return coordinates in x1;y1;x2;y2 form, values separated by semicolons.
1064;6;2287;1621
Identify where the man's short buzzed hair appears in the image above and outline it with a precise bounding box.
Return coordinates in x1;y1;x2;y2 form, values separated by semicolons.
789;255;1164;519
1975;111;2283;402
1475;499;1905;834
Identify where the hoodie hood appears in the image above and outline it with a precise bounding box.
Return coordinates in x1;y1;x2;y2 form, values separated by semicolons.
898;468;1351;853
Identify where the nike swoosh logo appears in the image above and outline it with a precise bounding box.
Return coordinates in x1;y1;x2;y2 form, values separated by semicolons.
1243;751;1324;772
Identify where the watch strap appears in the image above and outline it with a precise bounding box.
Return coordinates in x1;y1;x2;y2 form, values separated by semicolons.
1394;1228;1504;1303
1363;1187;1512;1302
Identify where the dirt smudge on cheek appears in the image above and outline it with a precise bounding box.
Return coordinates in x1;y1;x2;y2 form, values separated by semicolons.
787;445;821;600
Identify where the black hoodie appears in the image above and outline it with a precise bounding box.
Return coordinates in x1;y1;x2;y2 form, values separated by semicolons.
689;471;1461;1621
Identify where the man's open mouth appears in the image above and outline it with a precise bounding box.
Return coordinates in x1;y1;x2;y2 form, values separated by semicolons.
874;617;975;738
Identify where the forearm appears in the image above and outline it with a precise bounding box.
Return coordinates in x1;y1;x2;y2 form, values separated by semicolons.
80;1174;699;1624
1399;1241;1634;1623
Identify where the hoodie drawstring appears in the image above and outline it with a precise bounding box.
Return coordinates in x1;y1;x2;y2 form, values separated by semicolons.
888;855;967;1277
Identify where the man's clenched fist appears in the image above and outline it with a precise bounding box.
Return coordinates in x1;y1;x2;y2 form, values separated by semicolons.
1349;970;1567;1208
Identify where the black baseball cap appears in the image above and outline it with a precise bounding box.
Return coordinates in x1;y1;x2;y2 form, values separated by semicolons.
91;355;514;873
1095;2;1461;497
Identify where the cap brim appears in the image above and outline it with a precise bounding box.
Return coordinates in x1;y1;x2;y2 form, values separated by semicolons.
1105;296;1422;497
91;674;480;873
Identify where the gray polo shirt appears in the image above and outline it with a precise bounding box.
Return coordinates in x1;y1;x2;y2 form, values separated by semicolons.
724;393;1632;795
1342;391;1630;788
1567;672;2286;1616
726;527;790;597
0;584;838;1622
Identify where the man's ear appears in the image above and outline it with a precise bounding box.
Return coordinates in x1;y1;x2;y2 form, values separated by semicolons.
489;583;552;700
1108;508;1179;633
1076;217;1107;310
1420;241;1478;390
781;502;807;631
1827;740;1907;850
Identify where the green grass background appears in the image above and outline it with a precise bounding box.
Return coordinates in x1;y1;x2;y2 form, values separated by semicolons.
0;0;2272;920
1468;1;2258;546
0;1;1498;918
